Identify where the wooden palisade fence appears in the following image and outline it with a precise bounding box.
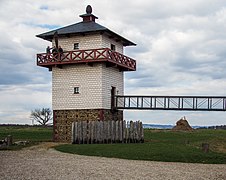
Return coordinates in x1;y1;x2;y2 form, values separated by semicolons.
71;120;144;144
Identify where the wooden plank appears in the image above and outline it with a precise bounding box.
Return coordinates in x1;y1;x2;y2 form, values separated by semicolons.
78;121;82;144
129;121;131;143
115;121;118;142
100;121;103;143
90;121;94;144
123;120;126;143
134;121;138;143
82;121;87;144
71;122;75;144
137;121;141;142
103;121;108;143
140;121;144;143
108;120;111;143
126;121;129;143
119;120;123;142
112;120;115;143
95;120;98;143
86;120;90;144
94;121;97;143
130;121;134;143
75;121;78;144
96;121;100;143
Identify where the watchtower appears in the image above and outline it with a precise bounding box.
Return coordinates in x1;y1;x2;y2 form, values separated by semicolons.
36;5;136;142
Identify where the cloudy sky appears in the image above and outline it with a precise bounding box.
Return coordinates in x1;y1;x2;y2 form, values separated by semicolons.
0;0;226;126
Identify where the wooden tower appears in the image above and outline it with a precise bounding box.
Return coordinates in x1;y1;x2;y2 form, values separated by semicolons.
36;5;136;142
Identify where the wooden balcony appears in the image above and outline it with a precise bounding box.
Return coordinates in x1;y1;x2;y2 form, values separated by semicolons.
37;48;136;71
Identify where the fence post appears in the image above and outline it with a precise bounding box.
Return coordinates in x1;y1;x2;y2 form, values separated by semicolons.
126;121;129;143
119;120;123;143
111;120;115;143
78;121;82;144
140;121;144;143
103;121;108;143
71;122;75;144
86;120;90;144
90;121;94;144
100;121;103;143
202;143;209;153
81;121;86;144
134;121;138;143
123;120;126;143
108;120;111;143
75;121;78;144
115;120;119;142
137;121;141;142
94;120;97;143
95;120;99;143
6;135;12;146
129;121;134;143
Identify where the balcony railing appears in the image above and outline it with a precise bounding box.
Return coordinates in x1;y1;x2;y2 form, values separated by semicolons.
37;48;136;71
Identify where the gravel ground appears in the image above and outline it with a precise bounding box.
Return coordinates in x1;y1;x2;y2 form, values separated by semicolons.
0;143;226;180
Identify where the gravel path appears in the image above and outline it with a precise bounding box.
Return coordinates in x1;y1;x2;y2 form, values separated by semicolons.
0;143;226;180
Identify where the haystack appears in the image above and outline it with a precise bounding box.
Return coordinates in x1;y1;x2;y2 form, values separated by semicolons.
172;117;193;131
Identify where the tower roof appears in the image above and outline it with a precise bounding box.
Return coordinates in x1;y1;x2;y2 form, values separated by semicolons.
36;5;136;46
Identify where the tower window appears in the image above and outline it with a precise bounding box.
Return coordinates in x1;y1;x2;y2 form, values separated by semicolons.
111;44;116;51
74;87;79;94
74;43;79;50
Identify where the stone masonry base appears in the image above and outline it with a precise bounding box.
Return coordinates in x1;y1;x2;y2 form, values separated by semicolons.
53;109;123;142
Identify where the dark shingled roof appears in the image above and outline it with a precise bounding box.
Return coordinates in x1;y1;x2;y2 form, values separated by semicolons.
36;21;136;46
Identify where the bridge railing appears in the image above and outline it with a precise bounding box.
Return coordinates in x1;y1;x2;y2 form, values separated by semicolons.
115;95;226;111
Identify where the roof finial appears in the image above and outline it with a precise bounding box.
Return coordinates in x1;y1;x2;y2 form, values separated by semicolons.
86;5;92;14
80;5;97;22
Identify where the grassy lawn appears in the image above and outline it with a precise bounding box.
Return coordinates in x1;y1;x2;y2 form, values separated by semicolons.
1;125;226;164
0;125;53;150
55;129;226;164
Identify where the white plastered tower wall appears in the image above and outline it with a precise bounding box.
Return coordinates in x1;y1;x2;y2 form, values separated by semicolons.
52;33;124;111
52;63;123;110
55;34;123;53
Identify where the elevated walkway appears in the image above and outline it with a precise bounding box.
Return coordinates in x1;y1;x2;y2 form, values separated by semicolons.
114;95;226;111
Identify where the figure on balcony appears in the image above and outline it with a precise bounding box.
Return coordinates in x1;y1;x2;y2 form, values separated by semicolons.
46;46;53;60
58;46;63;60
58;46;63;52
52;46;58;61
46;46;53;54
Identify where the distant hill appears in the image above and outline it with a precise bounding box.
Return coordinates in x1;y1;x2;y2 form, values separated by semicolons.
143;124;208;129
143;124;173;129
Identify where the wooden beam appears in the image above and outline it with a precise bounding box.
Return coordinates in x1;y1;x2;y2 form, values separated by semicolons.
56;64;63;69
86;62;93;67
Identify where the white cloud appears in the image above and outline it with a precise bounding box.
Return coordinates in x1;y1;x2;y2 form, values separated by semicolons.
0;84;51;124
0;0;226;126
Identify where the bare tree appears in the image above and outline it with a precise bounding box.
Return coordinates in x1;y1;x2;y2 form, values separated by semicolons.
30;108;52;126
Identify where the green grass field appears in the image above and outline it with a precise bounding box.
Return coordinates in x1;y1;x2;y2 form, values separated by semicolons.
55;129;226;164
0;125;52;149
1;126;226;164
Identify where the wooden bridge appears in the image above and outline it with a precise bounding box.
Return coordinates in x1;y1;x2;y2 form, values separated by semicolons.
114;95;226;111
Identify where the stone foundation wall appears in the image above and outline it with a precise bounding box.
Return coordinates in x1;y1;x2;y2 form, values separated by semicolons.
53;109;123;142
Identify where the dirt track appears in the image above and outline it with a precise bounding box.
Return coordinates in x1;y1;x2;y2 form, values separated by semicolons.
0;143;226;180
